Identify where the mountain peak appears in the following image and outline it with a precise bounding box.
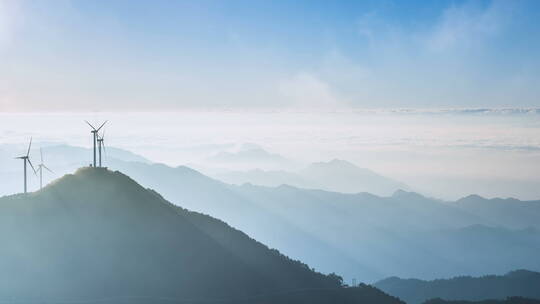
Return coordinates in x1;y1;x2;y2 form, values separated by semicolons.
314;159;358;169
44;167;146;197
457;194;486;203
306;159;377;176
300;159;410;196
392;189;425;200
53;166;124;182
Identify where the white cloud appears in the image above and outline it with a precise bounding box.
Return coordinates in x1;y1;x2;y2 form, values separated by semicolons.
278;73;342;108
427;1;510;51
318;0;528;107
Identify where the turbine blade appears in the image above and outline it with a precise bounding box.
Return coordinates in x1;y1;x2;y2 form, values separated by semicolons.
40;147;43;163
27;137;32;157
96;120;108;132
85;120;97;130
27;159;37;174
43;165;54;173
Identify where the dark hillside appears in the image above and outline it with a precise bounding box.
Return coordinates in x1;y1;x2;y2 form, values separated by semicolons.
375;270;540;304
0;167;401;304
424;297;540;304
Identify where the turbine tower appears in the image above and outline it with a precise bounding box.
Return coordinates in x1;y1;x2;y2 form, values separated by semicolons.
97;129;106;167
37;148;53;190
85;120;107;167
15;138;36;193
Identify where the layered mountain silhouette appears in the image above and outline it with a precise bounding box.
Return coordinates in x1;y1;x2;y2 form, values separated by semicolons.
100;160;540;283
375;270;540;304
205;145;299;171
2;144;539;283
299;159;410;195
0;167;402;304
454;195;540;229
424;297;540;304
212;159;409;196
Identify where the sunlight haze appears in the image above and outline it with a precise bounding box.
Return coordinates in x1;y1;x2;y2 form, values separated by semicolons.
1;2;540;302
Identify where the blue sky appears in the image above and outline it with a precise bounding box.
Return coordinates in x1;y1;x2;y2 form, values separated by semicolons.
1;0;540;110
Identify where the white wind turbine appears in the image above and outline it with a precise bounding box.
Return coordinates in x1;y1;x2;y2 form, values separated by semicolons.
15;138;36;193
85;120;107;167
97;129;107;168
36;148;53;190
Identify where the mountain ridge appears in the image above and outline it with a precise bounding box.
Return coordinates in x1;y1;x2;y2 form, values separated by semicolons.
98;159;540;282
374;269;540;304
0;167;403;304
209;158;410;197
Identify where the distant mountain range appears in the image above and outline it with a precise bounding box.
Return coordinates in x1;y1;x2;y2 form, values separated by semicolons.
204;144;301;171
1;144;539;284
424;298;540;304
0;167;403;304
105;160;540;283
453;195;540;229
193;143;411;196
1;144;408;197
375;270;540;304
211;159;410;196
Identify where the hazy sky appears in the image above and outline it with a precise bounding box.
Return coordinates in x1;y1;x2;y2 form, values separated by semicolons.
1;110;539;200
2;1;540;200
1;0;540;111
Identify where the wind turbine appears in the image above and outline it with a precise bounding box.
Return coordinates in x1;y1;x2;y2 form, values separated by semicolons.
97;129;106;167
15;137;36;193
36;148;53;190
85;120;107;167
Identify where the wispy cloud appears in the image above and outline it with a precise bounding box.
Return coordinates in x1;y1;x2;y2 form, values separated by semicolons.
278;73;342;108
427;1;512;51
293;0;534;108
